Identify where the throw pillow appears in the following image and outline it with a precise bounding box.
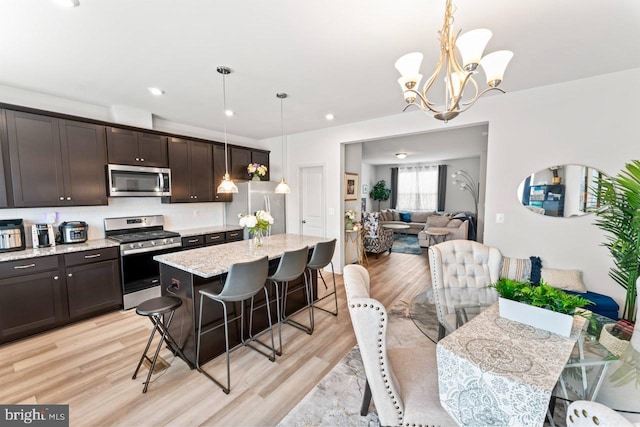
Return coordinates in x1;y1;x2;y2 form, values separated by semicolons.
426;215;451;227
530;256;542;285
399;212;411;222
447;219;463;228
541;268;588;293
392;210;401;221
501;256;532;282
379;210;390;221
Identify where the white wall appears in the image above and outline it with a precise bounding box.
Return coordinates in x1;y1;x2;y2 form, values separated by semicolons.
280;68;640;314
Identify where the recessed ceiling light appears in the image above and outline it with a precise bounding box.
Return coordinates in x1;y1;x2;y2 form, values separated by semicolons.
148;87;164;96
54;0;79;7
395;153;408;159
225;109;234;117
325;113;334;121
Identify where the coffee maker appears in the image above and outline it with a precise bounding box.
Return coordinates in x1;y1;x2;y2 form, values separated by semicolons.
32;224;55;248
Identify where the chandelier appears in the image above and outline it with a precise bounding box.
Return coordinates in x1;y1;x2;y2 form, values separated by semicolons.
216;66;238;194
395;0;513;122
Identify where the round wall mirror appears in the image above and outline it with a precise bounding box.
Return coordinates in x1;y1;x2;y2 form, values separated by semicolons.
517;164;607;218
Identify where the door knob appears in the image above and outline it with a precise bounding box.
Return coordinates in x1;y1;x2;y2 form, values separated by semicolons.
302;220;306;224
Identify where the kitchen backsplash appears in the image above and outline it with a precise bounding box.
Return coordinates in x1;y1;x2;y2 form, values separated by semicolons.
0;198;226;244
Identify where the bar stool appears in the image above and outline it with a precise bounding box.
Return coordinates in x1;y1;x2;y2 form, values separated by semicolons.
132;295;188;393
196;256;274;394
267;246;311;355
306;239;338;316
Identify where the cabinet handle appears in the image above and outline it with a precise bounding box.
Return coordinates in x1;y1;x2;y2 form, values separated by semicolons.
68;273;73;277
14;263;36;270
136;157;140;161
66;196;71;201
194;195;198;199
188;239;199;243
140;158;145;162
229;232;238;237
84;254;101;259
53;276;59;280
59;196;64;201
210;236;220;240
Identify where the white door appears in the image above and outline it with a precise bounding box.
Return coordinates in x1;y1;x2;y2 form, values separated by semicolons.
300;166;325;236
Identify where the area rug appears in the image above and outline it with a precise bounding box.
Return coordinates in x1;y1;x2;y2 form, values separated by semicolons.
278;292;566;427
390;234;423;255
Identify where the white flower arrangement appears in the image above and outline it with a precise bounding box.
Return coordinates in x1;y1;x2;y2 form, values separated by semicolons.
344;209;356;221
238;210;274;234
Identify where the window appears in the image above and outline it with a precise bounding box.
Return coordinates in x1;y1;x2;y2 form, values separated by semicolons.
396;165;438;211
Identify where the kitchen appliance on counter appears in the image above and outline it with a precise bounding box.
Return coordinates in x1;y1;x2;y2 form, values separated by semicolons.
57;221;88;244
105;215;181;310
224;181;286;240
31;224;55;248
107;164;171;197
0;219;26;252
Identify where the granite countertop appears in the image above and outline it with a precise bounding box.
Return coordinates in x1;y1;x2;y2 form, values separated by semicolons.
0;239;120;263
154;233;332;278
174;225;243;238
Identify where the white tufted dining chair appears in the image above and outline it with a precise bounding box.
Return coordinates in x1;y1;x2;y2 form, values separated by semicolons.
428;240;502;340
344;264;454;427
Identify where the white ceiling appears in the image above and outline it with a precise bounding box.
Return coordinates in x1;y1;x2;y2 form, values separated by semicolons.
0;0;639;140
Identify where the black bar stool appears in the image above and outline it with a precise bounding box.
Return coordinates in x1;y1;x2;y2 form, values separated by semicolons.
196;256;275;394
132;295;188;393
306;239;338;316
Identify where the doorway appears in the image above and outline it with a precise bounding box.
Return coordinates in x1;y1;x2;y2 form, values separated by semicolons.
299;165;325;237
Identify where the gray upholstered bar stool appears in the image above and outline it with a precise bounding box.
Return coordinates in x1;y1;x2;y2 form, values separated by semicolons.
306;239;338;317
267;246;311;355
132;295;188;393
196;256;275;394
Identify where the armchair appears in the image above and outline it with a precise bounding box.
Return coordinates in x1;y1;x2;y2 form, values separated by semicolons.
362;212;393;258
428;240;502;340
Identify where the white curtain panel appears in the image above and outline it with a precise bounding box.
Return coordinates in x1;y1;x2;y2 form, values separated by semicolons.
397;165;438;211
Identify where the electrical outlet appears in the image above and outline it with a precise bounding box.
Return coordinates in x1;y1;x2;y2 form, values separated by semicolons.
496;213;505;224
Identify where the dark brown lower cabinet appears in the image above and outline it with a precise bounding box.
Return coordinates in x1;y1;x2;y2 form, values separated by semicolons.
65;249;121;319
0;248;122;345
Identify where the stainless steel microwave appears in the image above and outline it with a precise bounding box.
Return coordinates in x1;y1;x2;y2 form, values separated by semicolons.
107;164;171;197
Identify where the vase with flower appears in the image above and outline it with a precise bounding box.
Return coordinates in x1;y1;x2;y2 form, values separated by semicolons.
345;209;356;231
239;210;274;247
247;163;268;181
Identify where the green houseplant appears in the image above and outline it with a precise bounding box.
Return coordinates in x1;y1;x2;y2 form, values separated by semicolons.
492;278;593;336
593;160;640;323
369;180;391;211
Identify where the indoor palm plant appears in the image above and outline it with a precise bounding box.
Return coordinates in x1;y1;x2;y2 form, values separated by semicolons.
593;160;640;323
369;180;391;211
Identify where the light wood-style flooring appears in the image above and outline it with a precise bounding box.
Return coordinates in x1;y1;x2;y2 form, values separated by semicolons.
0;251;430;426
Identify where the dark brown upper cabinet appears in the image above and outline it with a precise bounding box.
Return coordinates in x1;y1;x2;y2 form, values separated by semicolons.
212;144;232;202
5;111;108;207
0;110;9;208
164;137;213;203
230;146;252;181
106;127;168;168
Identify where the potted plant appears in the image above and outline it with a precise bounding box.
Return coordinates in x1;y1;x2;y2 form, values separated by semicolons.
492;278;593;337
369;180;391;211
593;160;640;323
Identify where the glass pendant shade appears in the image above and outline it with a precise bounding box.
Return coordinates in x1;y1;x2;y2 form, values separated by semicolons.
456;29;492;70
397;74;423;91
480;50;513;87
217;173;238;193
275;178;291;194
394;52;424;80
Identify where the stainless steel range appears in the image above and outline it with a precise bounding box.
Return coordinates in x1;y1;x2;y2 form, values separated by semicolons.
105;215;181;310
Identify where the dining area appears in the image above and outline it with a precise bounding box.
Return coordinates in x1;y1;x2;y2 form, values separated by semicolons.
343;239;640;427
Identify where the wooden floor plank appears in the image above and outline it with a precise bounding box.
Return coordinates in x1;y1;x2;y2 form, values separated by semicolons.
0;251;429;426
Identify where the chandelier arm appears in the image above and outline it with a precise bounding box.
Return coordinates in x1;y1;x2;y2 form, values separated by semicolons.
420;54;445;108
457;75;480;107
456;87;506;114
405;89;440;114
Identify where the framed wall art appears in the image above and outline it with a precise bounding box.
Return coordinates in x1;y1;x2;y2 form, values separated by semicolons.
344;172;358;201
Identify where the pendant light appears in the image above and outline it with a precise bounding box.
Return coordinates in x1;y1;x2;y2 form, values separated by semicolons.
274;92;291;194
216;66;238;194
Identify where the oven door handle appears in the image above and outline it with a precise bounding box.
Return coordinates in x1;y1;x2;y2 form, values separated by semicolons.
120;242;182;256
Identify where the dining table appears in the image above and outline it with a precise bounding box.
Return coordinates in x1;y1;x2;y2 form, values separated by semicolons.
410;287;640;425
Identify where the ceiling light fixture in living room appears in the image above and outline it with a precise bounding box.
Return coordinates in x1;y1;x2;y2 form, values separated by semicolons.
394;0;513;122
395;153;407;159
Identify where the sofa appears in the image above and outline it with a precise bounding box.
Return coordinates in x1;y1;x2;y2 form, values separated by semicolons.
378;209;471;247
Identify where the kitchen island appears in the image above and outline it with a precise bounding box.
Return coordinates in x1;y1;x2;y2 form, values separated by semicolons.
154;233;332;366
